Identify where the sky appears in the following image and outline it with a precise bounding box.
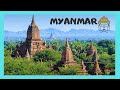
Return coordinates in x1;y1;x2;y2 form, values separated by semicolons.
4;14;115;32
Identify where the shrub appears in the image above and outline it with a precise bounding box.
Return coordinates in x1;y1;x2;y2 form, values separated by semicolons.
59;66;80;75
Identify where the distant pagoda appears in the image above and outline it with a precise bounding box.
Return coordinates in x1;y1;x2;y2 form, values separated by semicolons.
87;41;96;56
48;33;56;41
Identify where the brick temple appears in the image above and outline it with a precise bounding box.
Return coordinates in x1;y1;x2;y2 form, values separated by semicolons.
60;38;77;66
12;15;46;58
87;42;102;75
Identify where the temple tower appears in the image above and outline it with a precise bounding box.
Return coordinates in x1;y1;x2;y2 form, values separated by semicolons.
61;38;77;66
25;15;46;57
81;60;87;73
93;51;102;75
87;41;96;56
11;15;46;58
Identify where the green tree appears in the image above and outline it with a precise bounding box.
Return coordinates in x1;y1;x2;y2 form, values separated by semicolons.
6;42;16;51
97;46;104;54
79;53;86;60
99;52;111;65
59;66;81;75
105;63;115;70
99;52;115;71
97;40;114;48
4;49;11;57
73;55;80;63
72;49;77;56
27;62;52;75
108;45;115;55
51;41;60;51
110;54;115;63
87;64;94;73
33;49;61;63
71;42;85;53
4;57;52;75
86;55;93;62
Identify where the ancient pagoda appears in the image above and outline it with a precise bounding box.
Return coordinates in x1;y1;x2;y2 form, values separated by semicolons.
48;33;56;41
76;60;88;75
81;60;88;73
87;41;96;56
25;15;46;57
93;51;102;75
86;41;102;75
12;15;46;58
60;38;77;66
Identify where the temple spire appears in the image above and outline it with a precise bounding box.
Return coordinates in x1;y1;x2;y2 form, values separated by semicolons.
31;15;35;25
93;51;99;62
90;40;94;48
60;38;77;66
93;51;102;75
81;60;86;70
94;60;102;75
66;38;69;48
81;60;88;74
26;49;30;60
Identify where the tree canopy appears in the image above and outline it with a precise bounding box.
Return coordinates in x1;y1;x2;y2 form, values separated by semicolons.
33;49;61;63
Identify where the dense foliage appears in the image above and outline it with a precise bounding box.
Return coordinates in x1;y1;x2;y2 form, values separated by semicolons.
59;66;81;75
4;57;52;75
33;49;61;63
4;40;115;75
